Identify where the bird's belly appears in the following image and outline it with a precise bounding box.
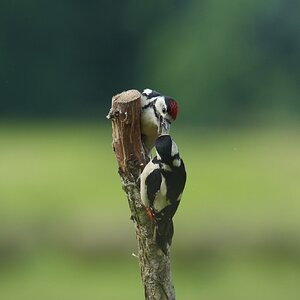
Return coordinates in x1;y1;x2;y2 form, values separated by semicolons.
141;122;157;138
141;115;158;150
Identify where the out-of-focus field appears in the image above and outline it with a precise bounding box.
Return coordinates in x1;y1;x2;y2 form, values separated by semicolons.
0;122;300;300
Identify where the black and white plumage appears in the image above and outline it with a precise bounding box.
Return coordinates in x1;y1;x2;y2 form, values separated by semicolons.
140;135;186;254
141;89;178;155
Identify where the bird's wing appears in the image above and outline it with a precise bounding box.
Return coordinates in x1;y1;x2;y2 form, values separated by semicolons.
166;161;186;203
145;168;162;209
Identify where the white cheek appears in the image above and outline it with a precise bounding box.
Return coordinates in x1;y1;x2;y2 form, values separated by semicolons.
155;97;165;113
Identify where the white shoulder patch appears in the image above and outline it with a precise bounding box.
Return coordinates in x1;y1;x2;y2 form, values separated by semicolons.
171;141;179;156
153;175;170;212
160;175;167;197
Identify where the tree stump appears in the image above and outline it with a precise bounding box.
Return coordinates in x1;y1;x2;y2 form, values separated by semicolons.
107;89;175;300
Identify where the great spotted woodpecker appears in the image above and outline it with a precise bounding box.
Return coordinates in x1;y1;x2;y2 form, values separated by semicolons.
140;134;186;254
141;89;178;156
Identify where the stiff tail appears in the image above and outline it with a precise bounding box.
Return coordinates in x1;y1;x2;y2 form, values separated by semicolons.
155;219;174;255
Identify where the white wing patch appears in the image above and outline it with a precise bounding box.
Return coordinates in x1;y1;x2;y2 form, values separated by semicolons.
160;175;167;197
153;174;170;212
171;140;179;156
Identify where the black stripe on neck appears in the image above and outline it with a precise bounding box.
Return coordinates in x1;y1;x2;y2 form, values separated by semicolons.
142;99;156;110
142;100;159;120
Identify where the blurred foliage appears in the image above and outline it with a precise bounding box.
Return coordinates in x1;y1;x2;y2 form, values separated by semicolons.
1;0;300;123
139;0;300;123
0;123;300;299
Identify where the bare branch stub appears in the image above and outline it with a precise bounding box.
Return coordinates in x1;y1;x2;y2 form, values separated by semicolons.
110;89;146;178
109;89;176;300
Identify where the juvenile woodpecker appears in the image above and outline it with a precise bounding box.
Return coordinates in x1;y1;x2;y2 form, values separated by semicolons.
140;135;186;254
141;89;178;155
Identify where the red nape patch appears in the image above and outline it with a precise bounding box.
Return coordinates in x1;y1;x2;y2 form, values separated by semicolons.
145;207;154;223
168;100;178;120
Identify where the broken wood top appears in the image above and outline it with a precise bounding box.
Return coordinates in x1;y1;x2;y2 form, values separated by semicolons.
113;89;141;103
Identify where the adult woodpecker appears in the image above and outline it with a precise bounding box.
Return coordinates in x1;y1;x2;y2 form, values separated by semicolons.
140;134;186;254
141;89;178;156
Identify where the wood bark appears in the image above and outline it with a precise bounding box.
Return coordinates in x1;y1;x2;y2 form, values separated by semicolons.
108;89;175;300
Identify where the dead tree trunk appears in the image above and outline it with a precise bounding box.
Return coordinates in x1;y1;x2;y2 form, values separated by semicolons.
107;89;175;300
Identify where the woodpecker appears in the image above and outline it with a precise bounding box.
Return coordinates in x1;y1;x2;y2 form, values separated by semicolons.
140;134;186;254
141;89;178;156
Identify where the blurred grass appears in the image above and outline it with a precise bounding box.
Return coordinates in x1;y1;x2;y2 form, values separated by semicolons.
1;254;300;300
0;121;300;299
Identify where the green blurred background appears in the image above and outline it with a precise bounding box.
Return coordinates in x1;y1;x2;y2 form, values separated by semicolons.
1;1;300;299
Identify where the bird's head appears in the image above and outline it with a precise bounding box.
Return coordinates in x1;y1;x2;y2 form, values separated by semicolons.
141;88;161;106
155;134;180;165
155;96;178;134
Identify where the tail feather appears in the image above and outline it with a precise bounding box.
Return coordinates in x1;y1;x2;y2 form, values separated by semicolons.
155;220;174;255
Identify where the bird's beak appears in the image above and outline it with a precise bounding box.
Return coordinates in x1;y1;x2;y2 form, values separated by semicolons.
157;116;163;134
160;118;170;135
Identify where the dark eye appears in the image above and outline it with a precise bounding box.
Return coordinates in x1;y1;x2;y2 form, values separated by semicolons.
162;108;167;113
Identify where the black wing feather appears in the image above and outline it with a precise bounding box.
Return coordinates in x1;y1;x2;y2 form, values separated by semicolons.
164;160;186;206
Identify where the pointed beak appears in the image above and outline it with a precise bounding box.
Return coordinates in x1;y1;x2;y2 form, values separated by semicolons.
160;117;170;134
157;116;163;134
